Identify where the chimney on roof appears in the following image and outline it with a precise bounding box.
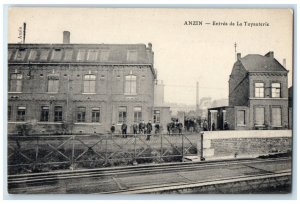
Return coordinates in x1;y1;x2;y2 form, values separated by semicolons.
265;51;274;58
63;31;70;44
148;43;152;51
237;53;241;60
283;58;286;68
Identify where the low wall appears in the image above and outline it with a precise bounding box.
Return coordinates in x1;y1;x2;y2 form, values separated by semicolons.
200;130;292;158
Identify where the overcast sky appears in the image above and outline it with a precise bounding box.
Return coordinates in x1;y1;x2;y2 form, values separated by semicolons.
8;8;293;105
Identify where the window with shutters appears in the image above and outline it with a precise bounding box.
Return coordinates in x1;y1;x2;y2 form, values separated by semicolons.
255;107;265;126
92;108;100;123
83;74;96;93
40;106;49;122
271;83;281;98
48;75;59;93
134;107;142;123
16;106;26;121
255;83;264;98
118;107;127;123
272;107;282;126
125;75;137;95
54;106;63;122
237;110;246;125
9;73;23;92
77;107;86;122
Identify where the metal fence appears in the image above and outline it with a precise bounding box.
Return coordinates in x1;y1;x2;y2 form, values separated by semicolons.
8;133;200;175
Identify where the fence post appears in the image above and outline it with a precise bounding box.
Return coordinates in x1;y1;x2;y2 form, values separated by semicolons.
105;134;109;165
181;134;184;159
160;134;163;162
133;134;137;164
35;136;39;169
71;135;75;170
200;132;205;161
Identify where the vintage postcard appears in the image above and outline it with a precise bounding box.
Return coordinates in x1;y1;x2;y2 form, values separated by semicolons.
6;7;293;194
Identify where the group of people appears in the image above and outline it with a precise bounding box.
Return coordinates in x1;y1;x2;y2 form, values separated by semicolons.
166;120;183;134
110;120;160;140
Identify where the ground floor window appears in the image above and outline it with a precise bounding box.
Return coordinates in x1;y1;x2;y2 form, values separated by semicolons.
54;106;63;122
40;106;49;122
237;110;245;125
153;110;160;123
254;107;264;126
134;107;142;123
92;108;100;123
16;106;26;121
272;107;282;126
118;107;127;123
77;107;86;122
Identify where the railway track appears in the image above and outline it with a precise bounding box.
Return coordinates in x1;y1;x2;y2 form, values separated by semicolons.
8;157;291;185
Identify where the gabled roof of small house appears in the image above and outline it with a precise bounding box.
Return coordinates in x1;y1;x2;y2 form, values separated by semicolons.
239;52;288;72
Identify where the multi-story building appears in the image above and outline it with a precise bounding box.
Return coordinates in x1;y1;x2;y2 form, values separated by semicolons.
8;31;157;134
208;51;289;130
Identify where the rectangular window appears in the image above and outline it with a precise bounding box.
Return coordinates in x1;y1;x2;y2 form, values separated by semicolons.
77;107;86;122
15;49;27;61
255;107;265;126
134;107;142;123
272;107;282;126
125;75;137;95
92;108;100;123
16;106;26;121
118;107;127;123
127;50;138;62
255;83;264;98
153;110;161;123
40;50;50;61
48;75;59;93
8;50;13;60
64;50;73;61
54;106;63;122
83;74;96;93
77;50;86;61
99;50;109;61
28;50;37;61
9;73;23;92
40;106;49;122
272;83;281;98
8;106;12;121
51;49;63;61
237;110;246;125
87;50;98;61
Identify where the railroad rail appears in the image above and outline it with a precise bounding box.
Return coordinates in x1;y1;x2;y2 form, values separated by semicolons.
8;157;291;194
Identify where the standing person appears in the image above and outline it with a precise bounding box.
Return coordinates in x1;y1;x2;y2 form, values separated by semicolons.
139;120;145;134
121;122;127;138
178;121;183;134
110;123;116;134
133;122;138;134
203;120;208;131
212;121;216;131
155;122;160;134
224;120;229;130
146;120;152;140
167;123;171;135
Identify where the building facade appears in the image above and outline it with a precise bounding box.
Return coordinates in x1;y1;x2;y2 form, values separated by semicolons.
8;32;157;134
208;52;289;130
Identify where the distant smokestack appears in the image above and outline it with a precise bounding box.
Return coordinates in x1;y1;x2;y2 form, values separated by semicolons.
23;22;26;44
63;31;70;44
196;81;199;114
283;58;286;68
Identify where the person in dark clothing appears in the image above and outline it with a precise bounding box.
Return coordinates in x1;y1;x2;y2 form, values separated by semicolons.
146;120;152;140
212;121;216;131
133;123;138;134
139;120;145;134
224;120;229;130
121;122;127;138
167;123;171;135
110;123;116;134
203;120;208;131
155;122;160;134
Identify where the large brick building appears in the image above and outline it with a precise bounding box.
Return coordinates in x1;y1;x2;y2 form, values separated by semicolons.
8;31;164;134
208;52;289;130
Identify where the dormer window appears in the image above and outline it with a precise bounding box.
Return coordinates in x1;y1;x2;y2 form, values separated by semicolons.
77;50;86;61
51;49;62;61
15;49;27;61
87;50;98;61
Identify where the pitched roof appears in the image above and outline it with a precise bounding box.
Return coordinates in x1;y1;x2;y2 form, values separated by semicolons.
8;43;154;65
239;54;287;72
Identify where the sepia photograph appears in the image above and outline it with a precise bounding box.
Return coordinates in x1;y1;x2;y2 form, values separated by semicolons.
5;7;293;195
